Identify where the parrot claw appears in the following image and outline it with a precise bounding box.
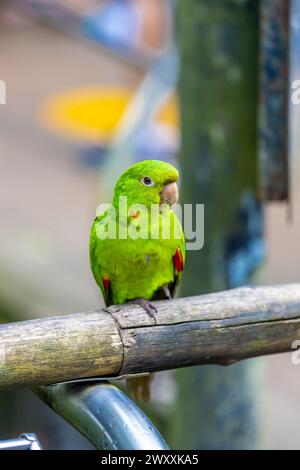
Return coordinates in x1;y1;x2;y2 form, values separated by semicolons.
129;298;157;320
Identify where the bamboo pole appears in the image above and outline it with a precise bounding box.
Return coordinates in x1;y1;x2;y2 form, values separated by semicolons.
0;284;300;389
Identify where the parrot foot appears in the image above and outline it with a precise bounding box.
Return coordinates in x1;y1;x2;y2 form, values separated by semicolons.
129;298;157;320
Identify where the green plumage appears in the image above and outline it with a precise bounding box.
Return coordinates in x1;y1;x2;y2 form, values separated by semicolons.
90;160;185;306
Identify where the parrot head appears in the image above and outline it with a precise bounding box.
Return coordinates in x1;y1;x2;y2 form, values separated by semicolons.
113;160;179;209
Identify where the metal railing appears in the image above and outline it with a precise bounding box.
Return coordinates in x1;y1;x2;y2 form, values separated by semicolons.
0;433;42;450
0;382;168;450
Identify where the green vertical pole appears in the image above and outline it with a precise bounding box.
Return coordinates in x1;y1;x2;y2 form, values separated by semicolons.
171;0;262;449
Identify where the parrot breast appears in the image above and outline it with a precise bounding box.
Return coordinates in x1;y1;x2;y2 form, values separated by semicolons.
96;236;176;304
91;206;184;305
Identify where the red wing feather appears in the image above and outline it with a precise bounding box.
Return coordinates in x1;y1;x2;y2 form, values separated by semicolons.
173;247;183;273
102;277;110;290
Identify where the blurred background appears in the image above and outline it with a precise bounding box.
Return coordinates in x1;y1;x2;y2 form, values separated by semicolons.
0;0;300;449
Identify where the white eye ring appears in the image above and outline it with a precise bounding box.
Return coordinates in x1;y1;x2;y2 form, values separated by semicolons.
141;176;154;187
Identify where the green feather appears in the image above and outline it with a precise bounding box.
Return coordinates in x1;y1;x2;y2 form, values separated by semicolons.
89;160;185;306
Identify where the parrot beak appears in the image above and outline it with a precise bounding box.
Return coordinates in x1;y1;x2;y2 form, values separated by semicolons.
160;182;179;207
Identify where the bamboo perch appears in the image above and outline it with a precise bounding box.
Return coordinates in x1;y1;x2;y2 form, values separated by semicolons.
1;284;300;390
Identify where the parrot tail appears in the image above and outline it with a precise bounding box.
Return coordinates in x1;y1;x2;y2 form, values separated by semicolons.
127;374;154;402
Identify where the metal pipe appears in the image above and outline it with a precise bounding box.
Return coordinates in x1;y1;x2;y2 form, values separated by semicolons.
0;433;42;450
34;381;169;450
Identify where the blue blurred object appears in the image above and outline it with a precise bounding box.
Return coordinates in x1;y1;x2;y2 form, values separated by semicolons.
225;192;265;288
78;121;178;169
133;123;177;162
78;146;107;169
83;0;139;51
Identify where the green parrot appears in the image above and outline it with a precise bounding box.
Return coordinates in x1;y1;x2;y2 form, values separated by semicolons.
90;160;185;400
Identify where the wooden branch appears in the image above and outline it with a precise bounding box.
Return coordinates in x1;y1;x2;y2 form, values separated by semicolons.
1;284;300;389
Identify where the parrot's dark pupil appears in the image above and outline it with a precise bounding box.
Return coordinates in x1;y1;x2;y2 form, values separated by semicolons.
144;177;152;185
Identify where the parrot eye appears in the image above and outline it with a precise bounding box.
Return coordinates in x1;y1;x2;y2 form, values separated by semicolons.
141;176;154;187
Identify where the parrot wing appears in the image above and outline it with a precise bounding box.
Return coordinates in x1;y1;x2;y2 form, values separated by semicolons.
89;213;113;307
170;219;185;298
153;210;185;300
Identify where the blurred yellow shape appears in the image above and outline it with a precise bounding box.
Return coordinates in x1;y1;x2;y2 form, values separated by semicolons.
39;87;179;144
